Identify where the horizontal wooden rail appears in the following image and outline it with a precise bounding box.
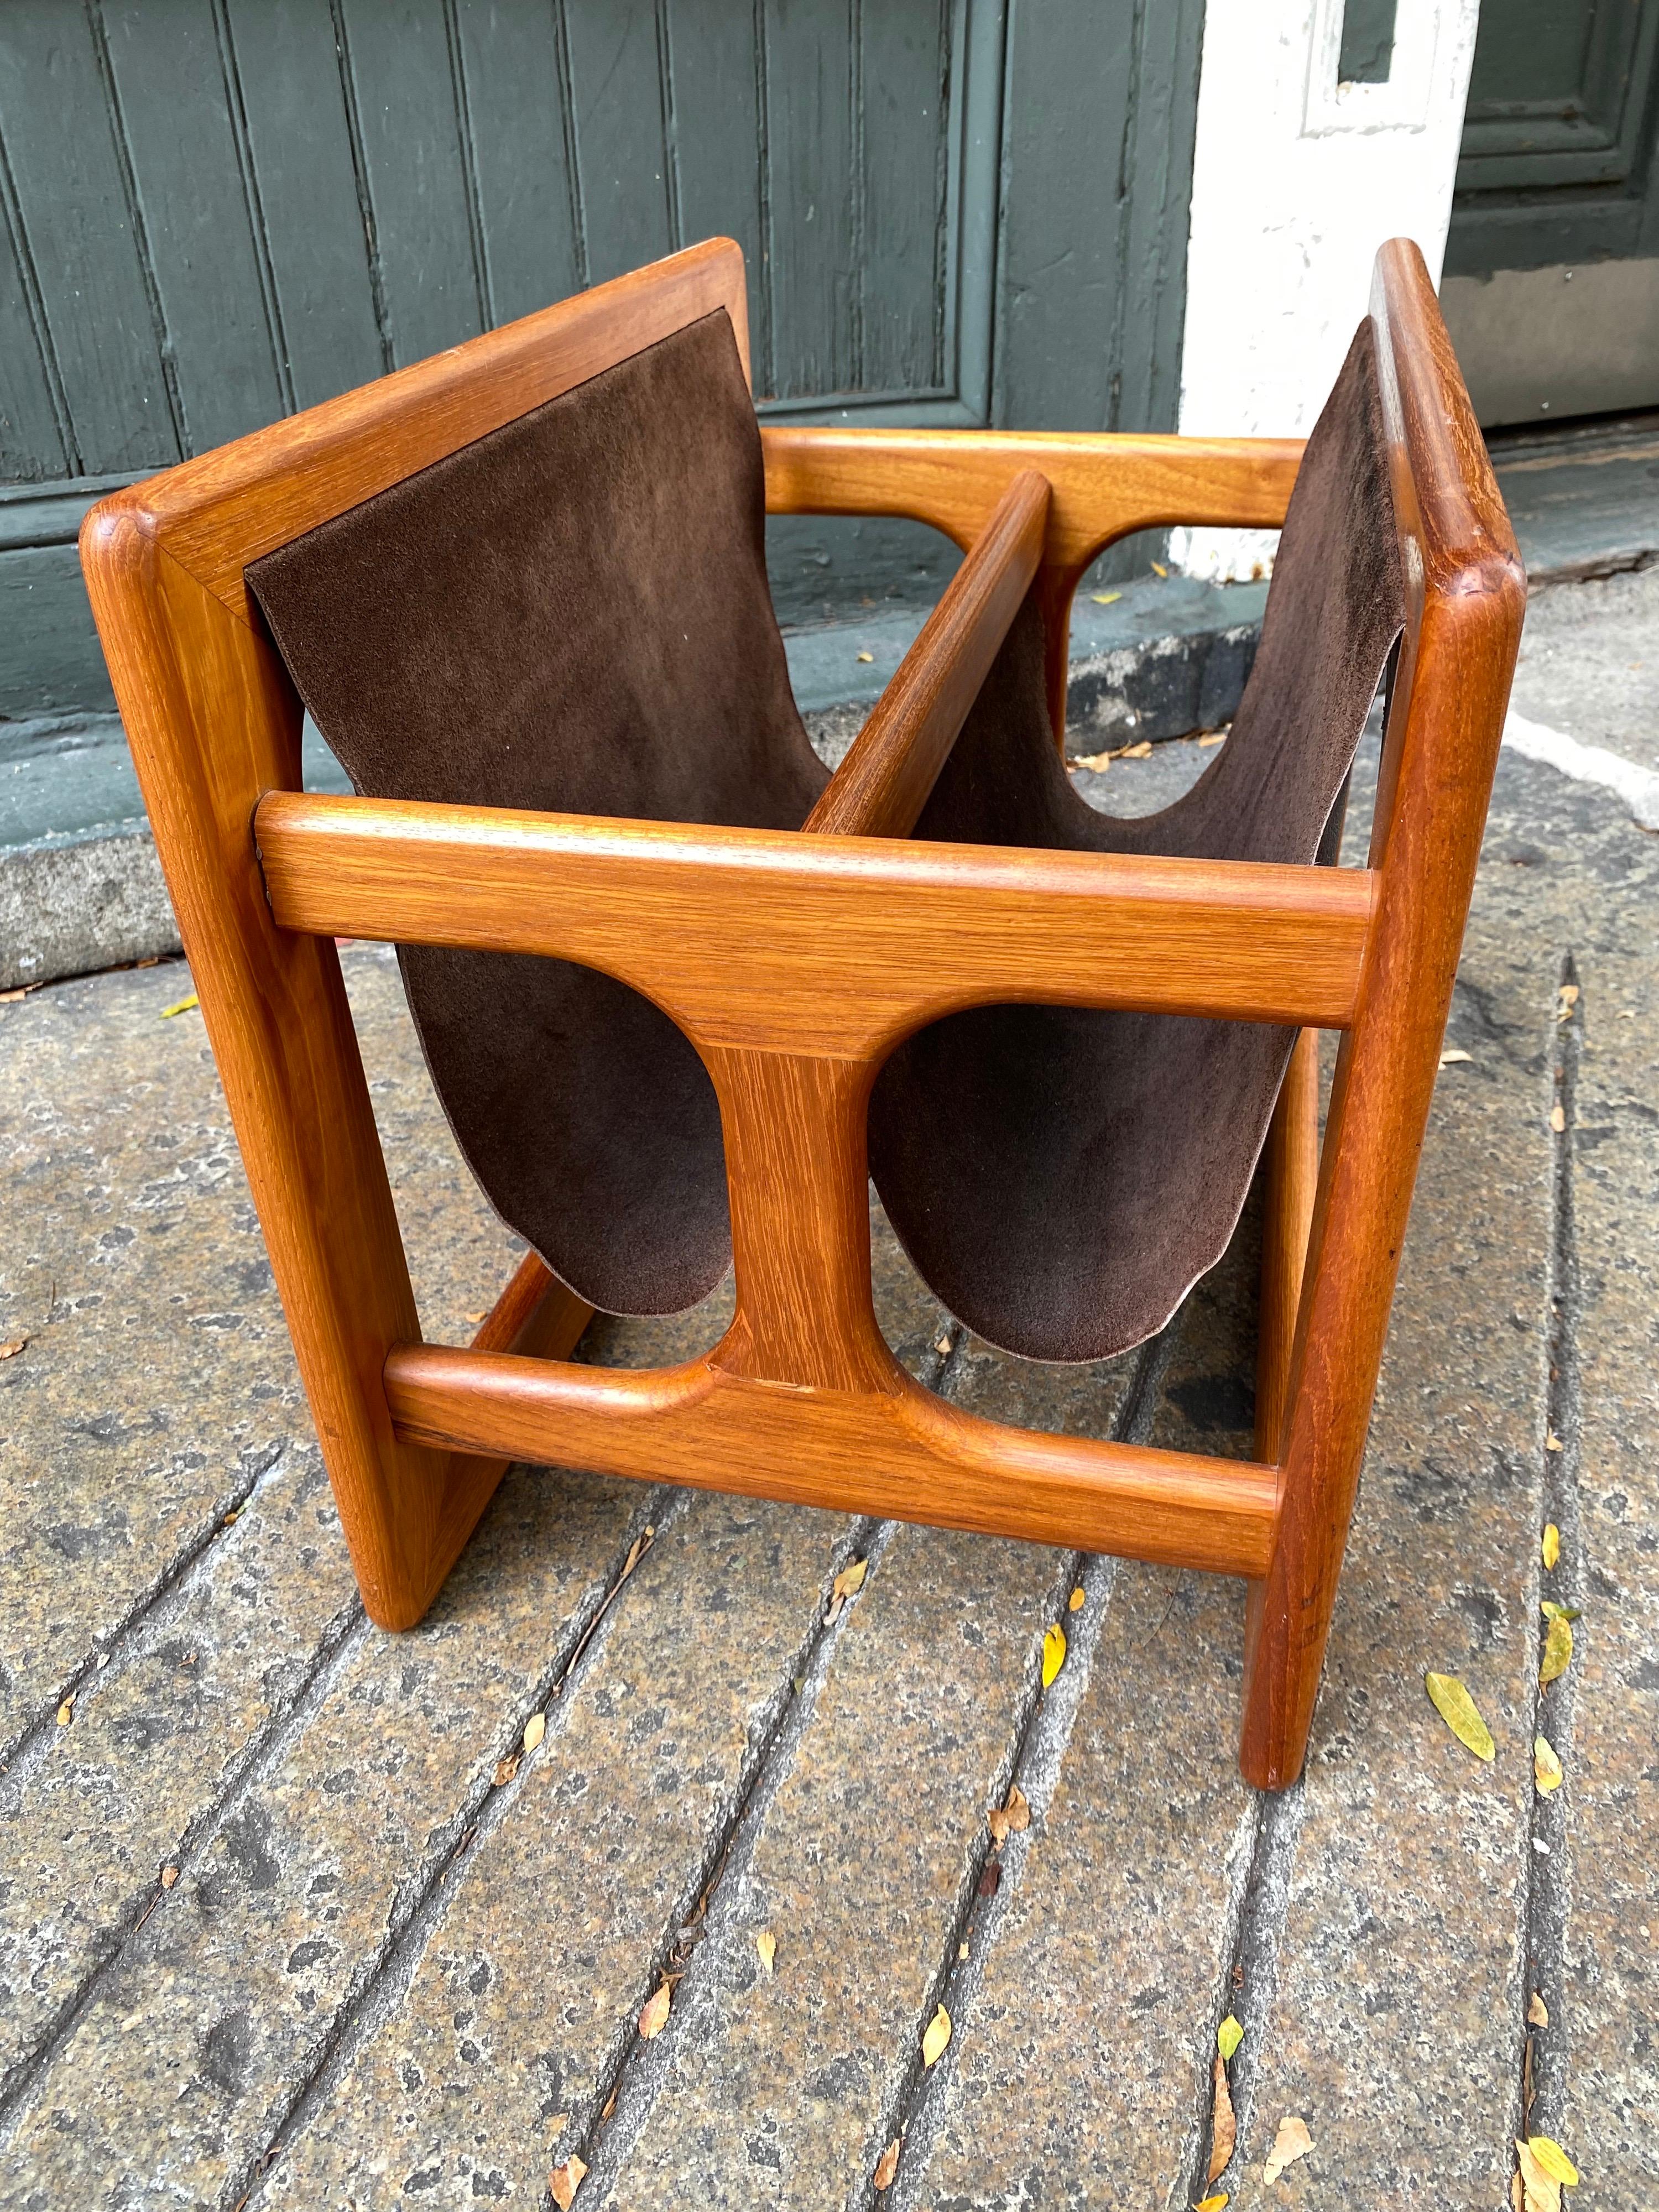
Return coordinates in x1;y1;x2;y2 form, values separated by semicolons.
254;794;1374;1057
384;1344;1281;1579
806;468;1050;838
761;425;1306;566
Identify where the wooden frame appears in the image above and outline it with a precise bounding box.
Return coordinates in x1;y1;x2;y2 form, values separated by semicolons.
80;236;1522;1790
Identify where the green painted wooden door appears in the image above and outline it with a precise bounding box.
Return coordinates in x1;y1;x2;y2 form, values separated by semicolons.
1442;0;1659;422
0;0;1203;753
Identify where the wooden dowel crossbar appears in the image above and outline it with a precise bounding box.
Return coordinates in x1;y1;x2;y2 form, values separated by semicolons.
383;1342;1280;1580
254;793;1375;1053
805;469;1051;839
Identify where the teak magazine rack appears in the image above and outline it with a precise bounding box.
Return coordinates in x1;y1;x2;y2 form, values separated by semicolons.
81;237;1522;1789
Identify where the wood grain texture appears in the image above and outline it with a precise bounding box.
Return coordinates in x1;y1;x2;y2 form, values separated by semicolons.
76;513;486;1629
763;422;1303;737
1238;237;1526;1790
383;1342;1280;1581
803;470;1050;838
252;793;1376;1054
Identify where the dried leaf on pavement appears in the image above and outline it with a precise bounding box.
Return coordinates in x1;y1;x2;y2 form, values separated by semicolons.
1207;2054;1237;2182
757;1929;776;1976
1546;1431;1564;1453
1550;1104;1566;1133
1042;1624;1066;1687
1195;2197;1229;2211
1262;2115;1313;2185
921;2004;951;2067
826;1556;868;1623
987;1783;1030;1844
0;1337;26;1360
1439;1048;1473;1066
977;1861;1000;1898
873;2138;901;2190
1540;1612;1574;1686
160;1865;179;1889
524;1712;546;1754
1217;2014;1243;2062
1541;1523;1561;1569
551;2154;588;2208
1069;1584;1086;1611
55;1695;74;1727
638;1983;671;2039
1425;1672;1495;1760
493;1754;520;1787
1525;2137;1579;2185
1534;1736;1563;1793
160;992;200;1018
1089;591;1123;606
1528;1991;1549;2026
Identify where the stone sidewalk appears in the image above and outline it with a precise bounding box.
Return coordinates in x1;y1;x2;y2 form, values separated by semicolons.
1;575;1655;2209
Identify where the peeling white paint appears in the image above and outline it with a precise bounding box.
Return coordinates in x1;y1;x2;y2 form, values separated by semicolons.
1173;0;1480;582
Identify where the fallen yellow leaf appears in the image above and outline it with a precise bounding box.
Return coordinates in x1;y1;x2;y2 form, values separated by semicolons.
1069;1585;1086;1612
1071;750;1113;772
921;2003;951;2067
638;1983;671;2039
55;1696;73;1727
757;1929;776;1976
1089;591;1123;605
524;1712;546;1754
1534;1735;1563;1793
826;1555;869;1622
1550;1104;1566;1133
1439;1048;1474;1066
1425;1672;1494;1760
160;992;200;1018
1528;1990;1549;2027
1542;1523;1561;1569
550;2154;588;2208
1515;2140;1560;2212
1525;2137;1579;2185
160;1865;179;1889
1121;739;1153;759
1217;2013;1243;2062
1262;2114;1313;2185
1151;560;1169;577
1540;1612;1573;1686
0;1336;25;1360
1198;731;1228;746
857;650;874;664
1207;2053;1236;2182
933;1332;952;1356
1195;2198;1229;2211
873;2138;901;2189
1557;984;1579;1018
1042;1624;1066;1687
1546;1431;1563;1453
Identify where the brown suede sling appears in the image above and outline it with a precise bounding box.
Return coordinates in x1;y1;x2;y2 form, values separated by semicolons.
248;309;1404;1362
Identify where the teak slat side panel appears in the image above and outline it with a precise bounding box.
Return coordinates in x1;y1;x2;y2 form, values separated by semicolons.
106;239;749;628
383;1345;1280;1581
76;520;493;1630
761;425;1305;566
253;794;1375;1054
1238;238;1526;1791
804;469;1050;839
